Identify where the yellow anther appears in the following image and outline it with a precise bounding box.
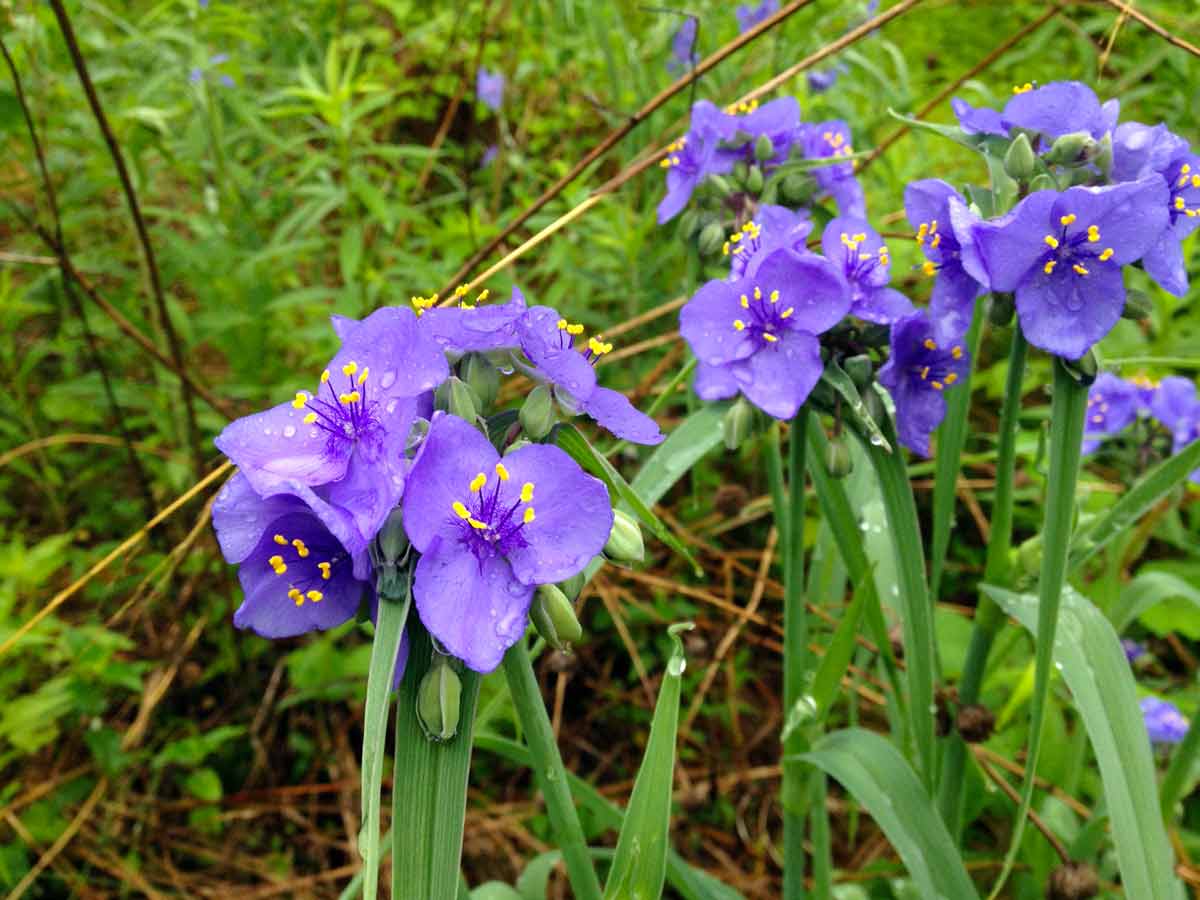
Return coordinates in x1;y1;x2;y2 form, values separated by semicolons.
659;158;671;169
1176;196;1186;210
733;319;746;331
318;561;332;580
951;346;963;360
769;290;780;303
306;590;323;602
853;232;867;243
339;391;360;404
1192;175;1200;188
453;284;469;298
342;361;358;377
929;219;938;233
289;588;304;605
274;534;287;545
921;260;937;277
495;462;510;481
923;338;937;351
740;295;750;309
945;373;958;385
781;307;794;318
477;289;490;302
1098;247;1114;261
931;381;944;391
320;369;331;384
762;333;778;343
1059;213;1077;226
753;286;762;300
1182;163;1192;174
1087;225;1100;242
470;472;487;492
520;482;534;503
1073;263;1089;276
468;517;488;530
453;501;471;520
930;233;941;249
920;366;930;380
1044;235;1060;249
567;323;584;336
556;318;568;330
1013;82;1033;94
730;232;743;244
916;223;928;244
291;539;309;558
523;507;536;524
1044;259;1057;275
588;337;613;356
268;555;287;575
303;412;318;424
357;366;369;385
292;392;308;409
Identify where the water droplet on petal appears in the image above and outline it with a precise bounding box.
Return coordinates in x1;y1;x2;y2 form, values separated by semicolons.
283;425;296;438
380;370;396;389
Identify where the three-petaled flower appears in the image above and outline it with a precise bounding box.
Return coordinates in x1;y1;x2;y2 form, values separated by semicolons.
722;204;813;281
821;215;913;325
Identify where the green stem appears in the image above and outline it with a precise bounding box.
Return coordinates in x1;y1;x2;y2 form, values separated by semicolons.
782;407;810;900
502;638;603;900
1161;700;1200;820
939;327;1028;835
988;358;1089;900
766;422;790;551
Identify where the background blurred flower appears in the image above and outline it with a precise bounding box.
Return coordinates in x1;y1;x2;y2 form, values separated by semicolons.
1142;696;1189;745
666;16;698;73
1081;372;1140;454
736;0;779;33
476;66;504;112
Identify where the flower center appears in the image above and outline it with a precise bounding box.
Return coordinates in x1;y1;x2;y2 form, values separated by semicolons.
723;220;762;259
410;285;491;316
911;337;964;392
1088;392;1112;426
1170;162;1200;224
292;360;382;446
266;529;344;606
554;318;613;364
730;284;794;346
450;463;536;561
658;136;689;170
838;231;889;282
724;99;759;115
1039;213;1115;277
820;129;853;158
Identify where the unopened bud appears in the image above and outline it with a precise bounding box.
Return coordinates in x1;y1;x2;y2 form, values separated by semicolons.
732;161;749;185
370;507;409;599
677;209;700;241
1003;133;1036;182
557;571;586;601
754;134;776;163
1121;289;1153;320
697;222;727;257
988;292;1015;327
1043;131;1094;167
705;174;734;198
435;376;479;422
416;657;462;742
1028;172;1058;193
824;437;854;479
779;173;812;206
519;384;556;439
530;584;583;652
1061;349;1098;385
1094;133;1113;179
842;354;872;390
1017;533;1042;577
745;165;765;195
460;353;499;411
955;703;995;743
722;397;755;450
604;509;644;563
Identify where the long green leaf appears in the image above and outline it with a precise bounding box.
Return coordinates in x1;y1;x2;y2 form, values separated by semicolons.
1111;570;1200;633
808;568;874;722
555;423;701;575
359;586;411;900
985;585;1184;900
802;729;980;900
392;626;481;899
603;623;693;900
1069;437;1200;572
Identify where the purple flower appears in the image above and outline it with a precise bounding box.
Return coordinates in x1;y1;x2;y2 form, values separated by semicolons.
904;179;987;343
1149;376;1200;484
951;82;1118;143
800;121;866;218
657;101;738;223
877;311;971;456
517;307;664;445
212;473;372;638
821;216;914;325
807;64;847;94
1130;374;1160;414
736;0;779;32
214;308;449;553
1081;372;1139;455
402;413;612;672
481;144;499;169
416;286;528;355
476;67;504;113
1141;696;1189;745
667;16;698;73
189;67;204;84
721;97;802;168
1122;639;1147;663
950;97;1008;137
961;177;1169;359
680;247;850;419
724;204;813;281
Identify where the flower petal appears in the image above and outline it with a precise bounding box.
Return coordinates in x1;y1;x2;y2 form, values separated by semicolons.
680;279;757;365
215;400;350;496
734;329;822;420
211;472;306;564
418;287;528;353
966;190;1058;292
1141;231;1189;297
331;306;449;399
1015;261;1125;359
1051;177;1169;266
518;305;600;399
748;248;850;336
582;386;664;445
1002;81;1104;139
693;362;740;402
852;286;914;325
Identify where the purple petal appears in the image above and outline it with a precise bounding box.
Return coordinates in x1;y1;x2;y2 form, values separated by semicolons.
418;287;528;353
680;279;757;365
1002;81;1105;139
1150;377;1199;431
518;305;600;399
413;536;531;673
212;472;306;564
853;286;915;325
333;306;449;399
822;216;891;289
330;314;361;342
1141;232;1189;297
905;179;959;237
733;329;822;420
967;190;1058;291
1050;177;1169;266
582;386;664;445
215;400;351;496
930;262;984;344
693;362;740;401
950;97;1007;137
1015;261;1125;360
748;249;851;337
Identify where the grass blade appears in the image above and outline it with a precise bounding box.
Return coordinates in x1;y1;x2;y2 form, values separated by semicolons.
802;729;980;900
603;623;693;900
985;585;1184;899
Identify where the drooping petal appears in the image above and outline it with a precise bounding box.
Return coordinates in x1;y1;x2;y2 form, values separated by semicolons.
966;190;1058;291
853;286;915;325
680;279;758;365
904;179;960;232
1051;177;1169;266
402;412;499;553
829;175;867;219
413;536;531;673
498;444;614;585
950;97;1007;137
733;329;822;420
1014;261;1125;360
215;401;352;496
930;262;985;343
693;361;740;401
890;380;947;457
582;387;664;445
323;446;403;549
212;472;307;564
1141;232;1189;297
518;305;600;399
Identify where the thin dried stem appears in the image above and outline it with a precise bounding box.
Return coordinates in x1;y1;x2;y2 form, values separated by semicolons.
975;754;1070;865
1099;0;1200;59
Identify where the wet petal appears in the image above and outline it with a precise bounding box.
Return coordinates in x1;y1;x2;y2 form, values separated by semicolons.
518;305;599;399
734;329;822;420
1015;262;1124;359
582;386;664;445
680;279;757;365
966;190;1057;292
211;472;307;564
215;400;350;496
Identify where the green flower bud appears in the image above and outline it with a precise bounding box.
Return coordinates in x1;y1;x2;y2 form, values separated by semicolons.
460;352;499;412
604;509;644;564
677;209;700;241
1043;131;1094;167
722;397;755;450
1017;534;1042;578
861;384;887;426
824;437;854;479
1061;349;1098;385
706;174;734;198
1003;133;1036;182
1095;133;1113;179
416;657;462;743
732;161;749;185
779;173;812;207
369;507;409;599
435;376;479;422
519;384;556;439
1028;172;1058;193
697;222;728;257
754;134;776;163
557;571;586;601
1121;289;1153;321
530;584;583;652
988;292;1015;327
842;354;873;390
745;165;765;195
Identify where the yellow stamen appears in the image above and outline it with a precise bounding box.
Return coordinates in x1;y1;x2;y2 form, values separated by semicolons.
303;412;318;424
1059;213;1076;226
523;507;536;524
1073;263;1089;276
1087;225;1100;242
733;319;746;331
762;333;778;343
1175;196;1186;210
753;286;762;300
930;233;941;249
921;260;937;277
342;361;357;376
1044;235;1059;249
944;373;958;385
358;366;369;385
567;323;584;336
318;562;332;580
468;518;488;530
292;392;308;409
931;381;944;391
1012;82;1033;94
740;295;750;309
291;539;309;558
769;289;780;303
556;318;568;330
1043;259;1057;275
781;307;794;318
469;472;487;492
920;366;930;380
923;338;937;351
268;555;286;575
306;590;323;603
273;534;287;545
520;482;534;503
494;462;510;481
951;346;963;360
289;588;304;605
453;501;471;520
320;369;330;384
339;391;360;404
1098;247;1114;261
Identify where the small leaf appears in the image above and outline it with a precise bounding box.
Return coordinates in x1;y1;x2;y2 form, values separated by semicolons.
183;768;223;803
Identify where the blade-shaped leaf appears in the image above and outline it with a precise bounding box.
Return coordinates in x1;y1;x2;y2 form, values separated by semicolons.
803;729;980;900
603;623;693;900
984;585;1184;900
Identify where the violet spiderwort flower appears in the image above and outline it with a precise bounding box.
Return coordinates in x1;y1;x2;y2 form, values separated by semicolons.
415;286;528;355
723;204;813;281
402;413;613;672
657;100;737;223
1122;639;1147;663
666;16;698;73
517;307;664;445
950;97;1007;138
821;216;914;325
476;67;504;112
680;247;850;419
480;144;499;169
904;179;987;343
214;307;449;553
721;97;802;168
877;311;970;456
1130;373;1159;414
1081;372;1139;455
1149;376;1200;484
806;64;847;95
800;121;866;218
1141;696;1189;745
1003;80;1118;142
736;0;778;32
962;177;1169;359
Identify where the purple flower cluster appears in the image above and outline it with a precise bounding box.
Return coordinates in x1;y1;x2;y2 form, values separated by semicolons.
1141;696;1189;745
213;288;661;673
